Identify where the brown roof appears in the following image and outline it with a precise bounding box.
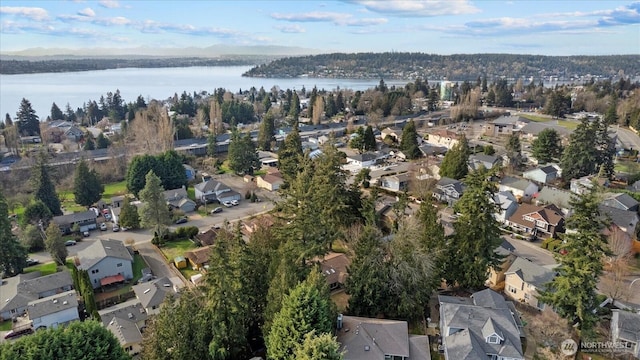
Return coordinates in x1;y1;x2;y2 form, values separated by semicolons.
260;173;284;185
195;228;219;246
507;203;564;229
431;129;460;139
242;214;276;235
185;246;212;266
317;252;351;285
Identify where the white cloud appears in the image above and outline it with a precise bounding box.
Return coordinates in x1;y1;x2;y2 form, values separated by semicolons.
275;24;306;33
77;8;95;17
99;0;120;9
0;6;49;21
350;0;480;17
271;11;387;27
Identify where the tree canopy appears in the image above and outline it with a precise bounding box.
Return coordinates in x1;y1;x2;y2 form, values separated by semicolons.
31;154;62;216
400;119;421;159
138;170;171;237
531;128;562;164
227;130;260;175
16;98;40;136
439;134;469;179
73;159;104;207
0;190;27;276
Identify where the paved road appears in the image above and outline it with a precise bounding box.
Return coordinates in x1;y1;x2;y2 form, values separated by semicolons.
615;126;640;152
504;235;557;267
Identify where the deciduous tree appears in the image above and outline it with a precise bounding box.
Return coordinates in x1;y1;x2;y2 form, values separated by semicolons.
45;221;67;265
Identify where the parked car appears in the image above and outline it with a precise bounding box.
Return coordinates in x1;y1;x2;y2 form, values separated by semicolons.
210;207;223;214
26;258;39;266
175;217;188;224
83;231;90;237
231;199;239;206
223;201;233;208
65;240;76;246
4;327;33;340
112;224;120;232
100;223;108;231
104;213;111;221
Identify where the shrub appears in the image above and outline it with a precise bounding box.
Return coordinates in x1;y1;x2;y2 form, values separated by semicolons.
547;240;562;252
174;226;199;240
541;238;554;249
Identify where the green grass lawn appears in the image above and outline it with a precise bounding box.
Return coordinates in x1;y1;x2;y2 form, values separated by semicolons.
57;190;87;213
101;180;128;201
615;160;640;174
520;114;551;122
24;261;58;276
0;320;12;331
519;114;578;130
187;186;196;201
131;254;147;284
160;238;197;261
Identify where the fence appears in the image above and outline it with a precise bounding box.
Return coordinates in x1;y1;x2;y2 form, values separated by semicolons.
96;290;136;310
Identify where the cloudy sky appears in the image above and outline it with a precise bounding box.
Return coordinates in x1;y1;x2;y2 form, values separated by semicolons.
1;0;639;55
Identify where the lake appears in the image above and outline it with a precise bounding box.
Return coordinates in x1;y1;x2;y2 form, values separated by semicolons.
0;66;411;120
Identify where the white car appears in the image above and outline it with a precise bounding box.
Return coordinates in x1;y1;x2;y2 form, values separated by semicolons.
100;223;108;231
231;199;239;206
223;201;233;208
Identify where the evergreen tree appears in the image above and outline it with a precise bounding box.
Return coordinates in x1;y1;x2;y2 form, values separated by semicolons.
416;197;446;280
126;155;158;197
531;128;562;164
50;102;64;121
0;190;27;276
543;90;571;118
444;168;503;289
539;185;609;334
31;154;62;216
400;119;421;159
604;100;618;125
138;170;171;236
227;130;259;175
257;111;275;150
83;137;95;151
118;197;140;229
22;200;53;226
207;132;218;156
0;320;129;360
20;224;45;252
73;159;104;207
560;118;599;180
595;119;615;179
363;125;376;151
289;92;300;121
4;113;13;127
348;127;365;153
45;221;67;265
16;98;40;136
505;133;523;170
277;124;303;185
294;331;343;360
159;150;187;191
266;269;335;360
439;134;469;179
96;132;110;149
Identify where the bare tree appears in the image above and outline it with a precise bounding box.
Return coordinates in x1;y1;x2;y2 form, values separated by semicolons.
312;96;324;125
129;102;174;154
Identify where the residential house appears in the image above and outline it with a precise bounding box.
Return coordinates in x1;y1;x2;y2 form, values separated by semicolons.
380;127;403;142
111;196;125;208
533;187;574;216
0;271;73;321
523;164;561;185
433;177;464;206
194;179;241;204
185;246;212;271
257;171;284;191
629;179;640;193
415;163;441;181
418;144;448;157
599;205;639;238
337;315;431;360
603;193;640;212
64;125;84;142
194;228;224;246
379;173;411;192
483;115;529;137
487;240;517;289
52;210;97;234
469;154;501;171
439;289;525;360
520;122;570;140
131;277;177;315
77;239;134;289
242;215;275;237
162;187;196;213
506;203;565;240
492;191;519;224
100;300;149;357
570;175;608;195
504;257;557;310
316;252;351;291
424;129;460;150
27;290;79;330
346;153;378;168
499;177;538;202
610;310;640;358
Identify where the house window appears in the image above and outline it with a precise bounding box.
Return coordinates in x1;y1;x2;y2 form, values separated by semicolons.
117;263;122;267
487;335;499;344
524;215;534;222
508;285;517;294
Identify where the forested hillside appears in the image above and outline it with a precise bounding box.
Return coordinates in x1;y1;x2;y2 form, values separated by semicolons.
243;53;640;81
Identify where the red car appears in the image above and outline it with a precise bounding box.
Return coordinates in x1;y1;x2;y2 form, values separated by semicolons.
4;327;33;340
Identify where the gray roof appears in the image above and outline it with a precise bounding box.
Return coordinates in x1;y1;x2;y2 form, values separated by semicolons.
52;210;97;226
132;277;174;309
496;239;516;256
500;177;536;192
612;310;640;342
506;257;557;288
535;187;574;210
520;122;570;137
604;192;639;210
77;239;133;271
437;177;464;193
408;335;431;360
538;165;559;175
337;315;427;360
349;153;378;162
439;289;524;360
492;115;529;126
106;317;143;346
470;154;499;166
17;270;73;296
27;290;78;319
599;205;639;231
0;272;40;314
493;191;517;211
194;179;230;194
99;299;148;326
162;187;188;201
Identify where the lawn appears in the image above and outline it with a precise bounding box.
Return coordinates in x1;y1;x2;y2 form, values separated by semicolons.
24;262;58;276
101;180;128;201
58;190;87;213
615;160;640;174
131;254;147;284
519;114;579;130
520;114;551;122
0;320;12;331
160;238;197;261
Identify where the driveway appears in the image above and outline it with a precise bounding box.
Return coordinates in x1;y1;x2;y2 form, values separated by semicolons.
135;242;174;280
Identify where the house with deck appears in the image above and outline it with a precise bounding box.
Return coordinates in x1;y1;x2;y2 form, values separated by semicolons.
76;239;134;289
504;257;557;310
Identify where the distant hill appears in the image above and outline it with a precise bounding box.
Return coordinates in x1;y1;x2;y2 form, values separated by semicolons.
242;53;640;81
